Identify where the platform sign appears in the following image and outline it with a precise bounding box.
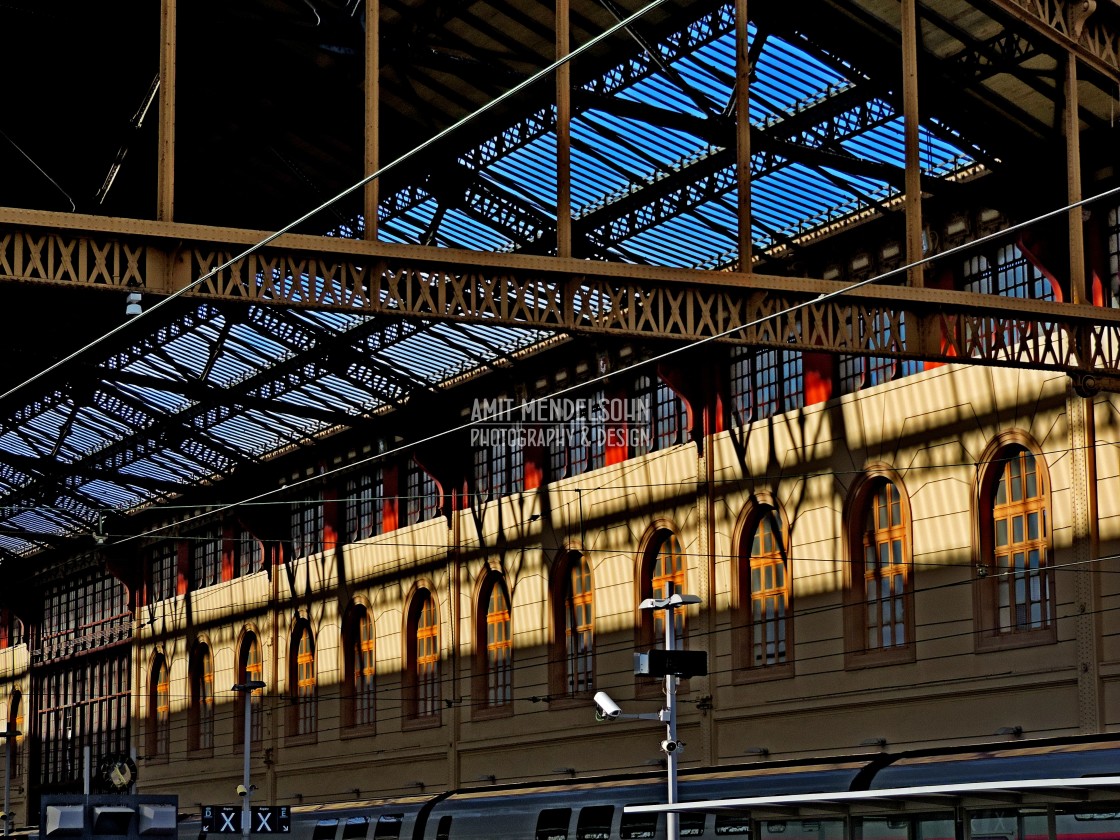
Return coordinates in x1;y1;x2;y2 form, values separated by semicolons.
251;806;291;834
203;806;242;834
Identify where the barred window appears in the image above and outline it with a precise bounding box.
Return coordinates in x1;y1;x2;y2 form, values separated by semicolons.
730;348;803;423
475;442;525;499
192;529;222;590
149;543;178;602
633;376;687;456
549;389;605;480
37;653;130;785
964;243;1054;300
291;494;324;558
1109;205;1119;307
406;460;439;525
43;572;130;660
345;470;384;542
238;530;264;577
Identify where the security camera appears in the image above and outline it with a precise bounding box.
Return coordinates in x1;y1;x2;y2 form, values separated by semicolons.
237;784;249;798
660;739;684;754
594;691;622;721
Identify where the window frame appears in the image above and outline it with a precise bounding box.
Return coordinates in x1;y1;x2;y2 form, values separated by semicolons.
473;571;513;717
973;440;1057;651
638;528;687;652
632;375;688;457
548;550;595;702
405;587;441;725
188;642;215;754
289;621;317;740
731;499;794;681
192;528;223;591
729;347;804;424
843;471;916;668
345;470;383;544
343;603;376;731
148;654;170;760
7;689;22;779
236;631;264;748
291;494;325;559
149;543;178;603
406;460;440;525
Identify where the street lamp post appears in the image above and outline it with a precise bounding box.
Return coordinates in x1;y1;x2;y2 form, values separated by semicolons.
232;681;265;840
638;594;700;840
1;727;19;838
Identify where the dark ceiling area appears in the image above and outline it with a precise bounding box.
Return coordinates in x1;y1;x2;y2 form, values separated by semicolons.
0;0;1119;565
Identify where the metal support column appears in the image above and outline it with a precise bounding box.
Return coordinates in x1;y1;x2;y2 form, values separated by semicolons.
1066;53;1086;305
1068;384;1102;732
735;0;751;272
364;0;380;242
901;0;923;287
556;0;572;258
157;0;176;221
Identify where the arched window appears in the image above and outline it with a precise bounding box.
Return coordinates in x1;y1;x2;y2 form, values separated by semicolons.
476;573;512;710
407;589;440;719
189;643;214;751
7;690;22;779
735;505;792;672
290;622;316;737
977;446;1054;647
641;530;686;649
555;551;594;696
148;654;170;758
846;475;914;663
237;632;263;745
344;605;376;728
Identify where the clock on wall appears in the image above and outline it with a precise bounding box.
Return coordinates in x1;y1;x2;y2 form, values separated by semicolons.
98;753;138;793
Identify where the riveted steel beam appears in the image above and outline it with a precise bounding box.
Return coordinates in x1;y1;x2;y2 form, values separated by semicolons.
2;210;1120;382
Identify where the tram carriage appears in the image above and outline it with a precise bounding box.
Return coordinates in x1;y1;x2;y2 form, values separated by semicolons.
167;735;1120;840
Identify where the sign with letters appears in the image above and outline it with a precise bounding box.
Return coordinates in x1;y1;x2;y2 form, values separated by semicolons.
251;806;291;834
203;806;242;834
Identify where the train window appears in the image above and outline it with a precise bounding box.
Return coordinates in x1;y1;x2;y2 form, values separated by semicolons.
681;814;706;837
536;809;572;840
714;814;750;836
313;820;340;840
436;816;453;840
343;818;371;840
374;815;404;840
619;810;659;840
578;806;614;840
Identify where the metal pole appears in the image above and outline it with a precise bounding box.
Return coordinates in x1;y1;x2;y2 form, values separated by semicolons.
664;608;678;840
242;689;251;840
4;731;11;837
